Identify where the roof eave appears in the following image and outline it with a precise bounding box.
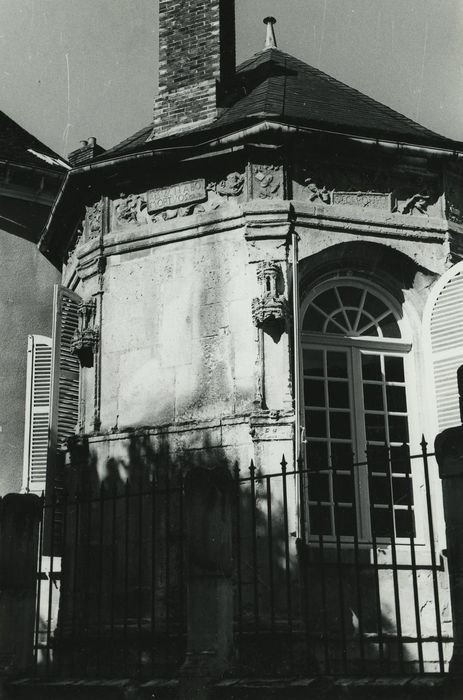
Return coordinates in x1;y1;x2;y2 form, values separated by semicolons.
40;118;463;263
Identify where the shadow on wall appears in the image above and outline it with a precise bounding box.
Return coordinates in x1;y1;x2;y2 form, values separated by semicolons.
37;435;448;680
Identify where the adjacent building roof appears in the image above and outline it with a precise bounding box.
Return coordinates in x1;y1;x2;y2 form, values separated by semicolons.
0;110;68;172
101;47;462;160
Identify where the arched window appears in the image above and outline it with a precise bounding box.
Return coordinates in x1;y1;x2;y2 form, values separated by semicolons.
301;279;414;541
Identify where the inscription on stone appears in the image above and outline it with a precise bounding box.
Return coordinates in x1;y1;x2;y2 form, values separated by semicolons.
147;179;206;214
332;191;392;211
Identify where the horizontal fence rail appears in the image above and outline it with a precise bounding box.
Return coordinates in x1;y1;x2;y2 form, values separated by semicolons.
34;473;186;679
32;438;452;680
233;440;453;677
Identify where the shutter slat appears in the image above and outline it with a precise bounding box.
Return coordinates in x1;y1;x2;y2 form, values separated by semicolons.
430;269;463;431
22;335;52;493
47;286;81;500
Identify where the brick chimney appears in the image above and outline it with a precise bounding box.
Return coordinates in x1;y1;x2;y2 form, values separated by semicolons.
151;0;236;139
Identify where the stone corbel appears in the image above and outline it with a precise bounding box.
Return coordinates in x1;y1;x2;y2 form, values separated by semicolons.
252;261;288;342
71;299;99;368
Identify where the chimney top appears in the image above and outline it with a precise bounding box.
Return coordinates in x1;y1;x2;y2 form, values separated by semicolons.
263;17;277;49
68;137;105;167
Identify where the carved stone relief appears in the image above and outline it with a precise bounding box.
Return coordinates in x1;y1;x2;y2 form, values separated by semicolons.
294;161;440;216
445;173;463;225
252;261;288;341
85;200;104;239
71;298;99;368
252;164;283;199
114;193;148;226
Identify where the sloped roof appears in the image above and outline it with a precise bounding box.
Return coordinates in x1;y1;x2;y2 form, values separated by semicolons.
101;47;462;160
0;110;68;171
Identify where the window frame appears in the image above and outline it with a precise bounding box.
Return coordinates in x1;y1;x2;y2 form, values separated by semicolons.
301;277;425;546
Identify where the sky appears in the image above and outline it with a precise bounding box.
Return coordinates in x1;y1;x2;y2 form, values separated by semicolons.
0;0;462;158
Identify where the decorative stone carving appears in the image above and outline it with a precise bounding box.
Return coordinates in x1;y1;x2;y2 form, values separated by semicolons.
401;191;433;216
445;173;463;225
215;172;245;198
85;200;104;239
252;261;288;341
114;193;147;226
296;160;441;216
253;164;283;199
304;175;331;204
71;299;99;368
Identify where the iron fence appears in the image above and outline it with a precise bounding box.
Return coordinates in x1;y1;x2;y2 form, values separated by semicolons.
33;472;186;679
233;439;453;677
32;438;452;680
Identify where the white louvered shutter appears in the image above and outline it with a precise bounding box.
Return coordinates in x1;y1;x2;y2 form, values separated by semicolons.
47;285;81;498
429;265;463;431
22;335;52;493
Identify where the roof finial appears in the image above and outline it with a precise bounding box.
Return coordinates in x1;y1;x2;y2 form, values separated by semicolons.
263;17;277;49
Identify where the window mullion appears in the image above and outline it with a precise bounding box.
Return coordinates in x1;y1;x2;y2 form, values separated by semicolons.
352;347;370;540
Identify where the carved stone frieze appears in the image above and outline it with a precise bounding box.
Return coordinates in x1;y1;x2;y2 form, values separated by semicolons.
215;172;245;198
252;261;288;341
294;160;441;216
114;193;148;226
71;299;99;367
85;200;104;239
401;191;433;216
445;173;463;225
252;164;283;199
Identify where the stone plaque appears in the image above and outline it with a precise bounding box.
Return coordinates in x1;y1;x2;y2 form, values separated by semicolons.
332;191;392;211
147;178;206;214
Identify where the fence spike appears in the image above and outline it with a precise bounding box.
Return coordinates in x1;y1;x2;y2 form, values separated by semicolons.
281;454;287;471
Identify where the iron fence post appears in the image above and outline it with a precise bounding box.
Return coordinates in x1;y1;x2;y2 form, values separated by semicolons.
435;426;463;675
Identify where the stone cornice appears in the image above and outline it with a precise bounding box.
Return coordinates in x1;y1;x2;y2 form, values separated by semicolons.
293;200;447;242
76;205;245;272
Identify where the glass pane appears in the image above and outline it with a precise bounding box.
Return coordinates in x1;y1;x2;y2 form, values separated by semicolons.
333;474;354;503
390;445;411;474
363;384;384;411
362;355;382;381
380;314;401;338
373;508;393;537
358;312;379;336
338;286;363;308
346;309;359;330
367;445;389;473
307;442;329;469
327;351;348;378
331;442;353;469
305;379;325;407
392;476;413;506
363;292;388;318
395;509;415;538
370;476;389;506
303;305;326;332
303;349;324;376
386;385;407;413
328;381;349;408
365;413;386;442
385;356;405;382
389;415;409;444
310;505;332;535
330;412;351;439
335;506;355;536
315;288;338;314
307;411;327;438
308;472;330;502
325;320;343;335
